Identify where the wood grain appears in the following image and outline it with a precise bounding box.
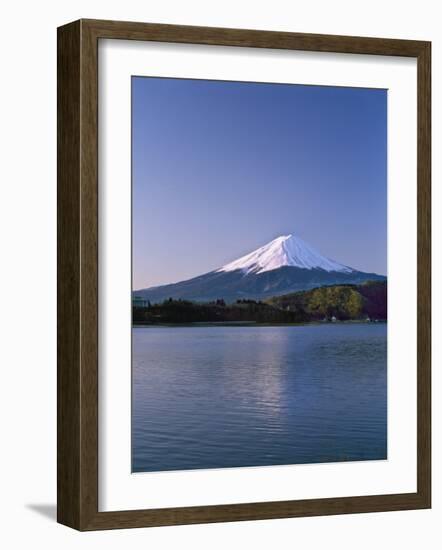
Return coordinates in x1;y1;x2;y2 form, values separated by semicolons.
57;19;431;531
416;42;431;506
57;20;81;529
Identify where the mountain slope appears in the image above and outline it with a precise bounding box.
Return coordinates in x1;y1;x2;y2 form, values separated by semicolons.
135;234;386;304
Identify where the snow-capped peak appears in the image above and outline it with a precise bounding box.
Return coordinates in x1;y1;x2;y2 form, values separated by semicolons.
217;234;353;275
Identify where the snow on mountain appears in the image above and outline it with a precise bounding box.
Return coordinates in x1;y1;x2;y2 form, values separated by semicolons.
135;233;384;303
217;234;353;274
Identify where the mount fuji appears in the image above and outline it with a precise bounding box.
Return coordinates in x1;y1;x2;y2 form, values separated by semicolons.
135;234;386;304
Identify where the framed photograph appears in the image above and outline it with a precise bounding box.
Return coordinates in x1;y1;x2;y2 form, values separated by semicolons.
57;19;431;530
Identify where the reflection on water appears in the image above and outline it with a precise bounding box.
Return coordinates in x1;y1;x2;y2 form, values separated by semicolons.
132;324;387;472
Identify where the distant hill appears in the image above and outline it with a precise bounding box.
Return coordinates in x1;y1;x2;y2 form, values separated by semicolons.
266;280;387;321
134;234;386;303
133;281;387;325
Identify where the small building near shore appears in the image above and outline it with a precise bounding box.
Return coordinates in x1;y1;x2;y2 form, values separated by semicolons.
133;296;149;308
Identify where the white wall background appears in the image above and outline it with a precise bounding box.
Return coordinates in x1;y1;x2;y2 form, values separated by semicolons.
0;1;439;548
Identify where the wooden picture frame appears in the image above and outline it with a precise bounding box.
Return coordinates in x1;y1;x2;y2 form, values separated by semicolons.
57;18;431;530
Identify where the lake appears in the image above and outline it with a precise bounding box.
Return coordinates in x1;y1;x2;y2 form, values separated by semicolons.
132;323;387;472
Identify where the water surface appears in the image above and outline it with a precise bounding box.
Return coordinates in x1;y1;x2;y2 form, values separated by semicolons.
132;324;387;472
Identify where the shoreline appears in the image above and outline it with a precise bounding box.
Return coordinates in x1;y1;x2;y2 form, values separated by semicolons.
133;320;387;328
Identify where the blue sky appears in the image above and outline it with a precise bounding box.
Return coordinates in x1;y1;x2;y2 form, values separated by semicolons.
132;77;387;289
